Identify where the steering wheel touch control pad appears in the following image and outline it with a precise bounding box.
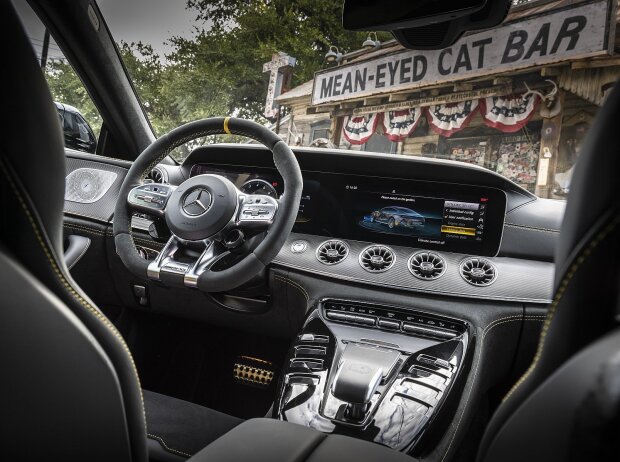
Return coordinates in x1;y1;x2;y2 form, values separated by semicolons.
165;174;238;241
128;183;174;216
239;195;278;225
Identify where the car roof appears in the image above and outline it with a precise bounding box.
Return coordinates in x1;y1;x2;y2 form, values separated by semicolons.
54;101;81;114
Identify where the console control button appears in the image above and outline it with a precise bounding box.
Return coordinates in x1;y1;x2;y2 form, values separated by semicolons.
290;358;323;371
408;366;446;388
351;315;376;326
397;379;439;404
291;240;308;254
298;333;329;343
403;322;457;339
417;354;452;372
325;310;351;322
378;318;400;330
294;346;327;356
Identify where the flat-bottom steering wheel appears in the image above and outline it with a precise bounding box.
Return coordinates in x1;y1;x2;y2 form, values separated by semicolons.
113;117;302;292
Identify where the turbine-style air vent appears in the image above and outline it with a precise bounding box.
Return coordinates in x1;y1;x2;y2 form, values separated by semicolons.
408;251;446;280
460;258;497;286
359;245;395;273
146;167;166;184
316;240;349;265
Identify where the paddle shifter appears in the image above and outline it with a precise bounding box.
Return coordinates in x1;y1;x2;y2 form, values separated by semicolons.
332;343;400;421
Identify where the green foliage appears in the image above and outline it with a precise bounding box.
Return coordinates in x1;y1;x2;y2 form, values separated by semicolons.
178;0;389;119
45;1;391;160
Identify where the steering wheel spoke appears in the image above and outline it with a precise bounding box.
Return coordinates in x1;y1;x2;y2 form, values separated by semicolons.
146;236;228;286
236;193;279;229
127;183;174;217
184;239;228;288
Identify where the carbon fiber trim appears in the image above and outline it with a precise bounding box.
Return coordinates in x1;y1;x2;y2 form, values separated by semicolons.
273;233;553;304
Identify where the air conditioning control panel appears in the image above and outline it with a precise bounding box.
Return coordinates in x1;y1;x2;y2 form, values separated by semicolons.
322;299;466;340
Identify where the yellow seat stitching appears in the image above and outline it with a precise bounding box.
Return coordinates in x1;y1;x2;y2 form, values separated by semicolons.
502;216;619;403
440;315;545;461
147;433;192;458
274;275;309;302
0;158;146;425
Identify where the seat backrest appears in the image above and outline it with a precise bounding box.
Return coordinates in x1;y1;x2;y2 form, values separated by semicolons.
478;81;620;460
0;3;147;461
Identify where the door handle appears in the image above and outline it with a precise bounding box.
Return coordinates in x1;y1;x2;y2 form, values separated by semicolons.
64;234;91;270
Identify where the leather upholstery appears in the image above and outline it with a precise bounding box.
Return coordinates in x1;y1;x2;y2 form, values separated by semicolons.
1;252;134;461
187;418;416;462
1;3;147;461
481;328;620;462
478;81;620;460
144;390;242;461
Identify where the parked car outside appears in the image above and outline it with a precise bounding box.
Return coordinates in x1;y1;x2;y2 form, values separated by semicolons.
54;101;97;153
370;206;425;229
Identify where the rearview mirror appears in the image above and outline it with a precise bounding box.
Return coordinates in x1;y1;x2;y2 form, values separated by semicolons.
343;0;488;31
343;0;512;50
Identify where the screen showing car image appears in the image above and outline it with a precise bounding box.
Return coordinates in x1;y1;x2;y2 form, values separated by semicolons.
346;184;491;253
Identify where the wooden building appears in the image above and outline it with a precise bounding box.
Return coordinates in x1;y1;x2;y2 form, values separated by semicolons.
272;0;620;198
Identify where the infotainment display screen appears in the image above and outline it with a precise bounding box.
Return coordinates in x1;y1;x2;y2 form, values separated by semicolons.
190;164;506;256
340;178;506;256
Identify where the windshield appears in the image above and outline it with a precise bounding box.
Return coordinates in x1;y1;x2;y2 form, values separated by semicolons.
96;1;617;198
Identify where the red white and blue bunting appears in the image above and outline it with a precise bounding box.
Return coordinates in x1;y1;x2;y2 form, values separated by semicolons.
479;93;540;133
425;100;479;138
382;108;423;142
342;93;542;143
342;113;382;145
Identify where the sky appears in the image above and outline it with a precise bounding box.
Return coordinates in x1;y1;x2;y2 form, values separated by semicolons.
14;0;201;62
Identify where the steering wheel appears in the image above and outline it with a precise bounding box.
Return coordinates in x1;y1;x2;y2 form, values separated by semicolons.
113;117;303;292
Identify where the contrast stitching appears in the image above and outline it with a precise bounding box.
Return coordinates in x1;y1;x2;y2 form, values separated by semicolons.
0;158;146;423
63;224;106;236
504;222;560;234
63;224;164;248
503;216;620;403
440;315;545;461
274;275;309;302
147;433;192;458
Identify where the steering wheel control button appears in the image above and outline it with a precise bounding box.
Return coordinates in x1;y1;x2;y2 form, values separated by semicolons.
128;184;173;216
291;240;308;254
238;195;278;225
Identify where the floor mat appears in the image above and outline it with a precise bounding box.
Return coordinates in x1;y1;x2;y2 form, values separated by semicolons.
126;311;290;419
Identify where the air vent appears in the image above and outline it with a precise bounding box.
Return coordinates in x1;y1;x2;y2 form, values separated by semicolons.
408;251;446;280
359;245;395;273
316;240;349;265
146;167;166;184
460;258;497;286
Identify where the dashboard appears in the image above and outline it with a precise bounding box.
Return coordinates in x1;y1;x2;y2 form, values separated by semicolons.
191;164;506;257
62;145;562;304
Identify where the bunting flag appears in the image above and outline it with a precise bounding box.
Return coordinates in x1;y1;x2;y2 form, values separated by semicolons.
426;100;479;137
382;108;423;142
342;113;381;145
480;93;541;133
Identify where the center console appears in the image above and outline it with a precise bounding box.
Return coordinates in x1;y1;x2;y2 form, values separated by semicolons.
274;299;469;453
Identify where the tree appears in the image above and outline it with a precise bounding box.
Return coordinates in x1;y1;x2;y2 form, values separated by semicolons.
171;0;387;120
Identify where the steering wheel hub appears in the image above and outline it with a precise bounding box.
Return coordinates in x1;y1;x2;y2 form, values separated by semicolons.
165;174;238;241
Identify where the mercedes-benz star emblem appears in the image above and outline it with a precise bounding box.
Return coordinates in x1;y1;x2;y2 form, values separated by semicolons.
182;188;212;216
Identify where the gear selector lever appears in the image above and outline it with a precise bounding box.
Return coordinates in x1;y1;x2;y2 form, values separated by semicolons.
332;343;400;421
